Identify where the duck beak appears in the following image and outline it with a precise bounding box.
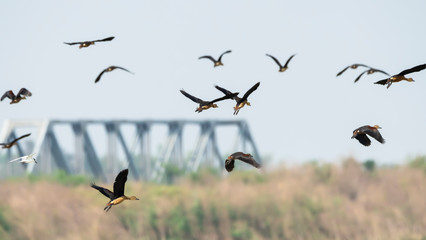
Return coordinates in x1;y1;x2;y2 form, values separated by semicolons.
34;159;38;164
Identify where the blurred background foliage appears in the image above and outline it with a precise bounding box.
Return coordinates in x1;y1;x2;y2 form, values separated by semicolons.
0;157;426;240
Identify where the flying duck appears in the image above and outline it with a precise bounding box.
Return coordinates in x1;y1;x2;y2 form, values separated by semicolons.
215;84;255;115
265;54;296;72
199;50;232;67
351;125;385;146
232;82;260;115
64;36;115;49
1;88;32;104
91;169;139;212
95;66;133;83
336;64;369;77
354;68;389;83
225;152;261;172
0;133;31;149
374;64;426;88
9;152;37;164
180;90;238;113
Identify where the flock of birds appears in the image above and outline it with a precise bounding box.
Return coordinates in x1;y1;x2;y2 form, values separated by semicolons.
337;63;426;146
2;35;425;211
336;63;426;88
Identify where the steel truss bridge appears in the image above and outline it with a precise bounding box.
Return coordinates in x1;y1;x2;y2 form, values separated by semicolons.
0;119;260;182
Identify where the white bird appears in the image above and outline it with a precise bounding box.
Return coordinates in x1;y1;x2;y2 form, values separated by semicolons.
9;153;37;164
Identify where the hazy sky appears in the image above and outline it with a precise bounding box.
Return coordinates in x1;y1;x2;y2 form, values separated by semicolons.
1;1;426;165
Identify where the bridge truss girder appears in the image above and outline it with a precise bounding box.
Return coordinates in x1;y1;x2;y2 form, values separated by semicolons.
0;119;261;182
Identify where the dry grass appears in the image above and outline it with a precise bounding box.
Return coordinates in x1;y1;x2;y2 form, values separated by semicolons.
0;158;426;240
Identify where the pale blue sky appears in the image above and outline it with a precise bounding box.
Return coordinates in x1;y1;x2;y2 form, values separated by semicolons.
1;1;426;165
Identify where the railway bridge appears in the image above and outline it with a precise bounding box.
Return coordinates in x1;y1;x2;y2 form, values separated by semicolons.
0;119;260;182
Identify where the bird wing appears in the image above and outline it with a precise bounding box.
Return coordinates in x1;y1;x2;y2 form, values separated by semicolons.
94;36;115;42
63;41;83;45
239;82;260;103
355;133;371;146
265;54;282;67
180;90;203;103
9;156;23;163
17;88;32;97
234;153;261;169
8;133;31;145
95;69;107;83
217;50;232;62
354;64;369;68
209;92;239;104
225;159;235;172
91;183;115;200
113;169;129;198
374;79;388;85
372;69;389;76
198;56;217;63
364;128;385;144
397;64;426;76
229;152;245;158
214;85;234;96
1;91;15;101
354;70;367;83
336;66;350;76
283;54;296;68
112;66;133;74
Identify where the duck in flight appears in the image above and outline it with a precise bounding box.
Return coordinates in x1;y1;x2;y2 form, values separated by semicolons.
354;68;389;83
229;82;260;115
374;64;426;88
351;125;385;146
9;152;37;164
0;133;31;149
265;54;296;72
1;88;32;104
215;84;254;115
336;64;369;77
180;90;238;113
64;36;115;49
95;66;133;83
225;152;261;172
91;169;139;212
199;50;232;67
